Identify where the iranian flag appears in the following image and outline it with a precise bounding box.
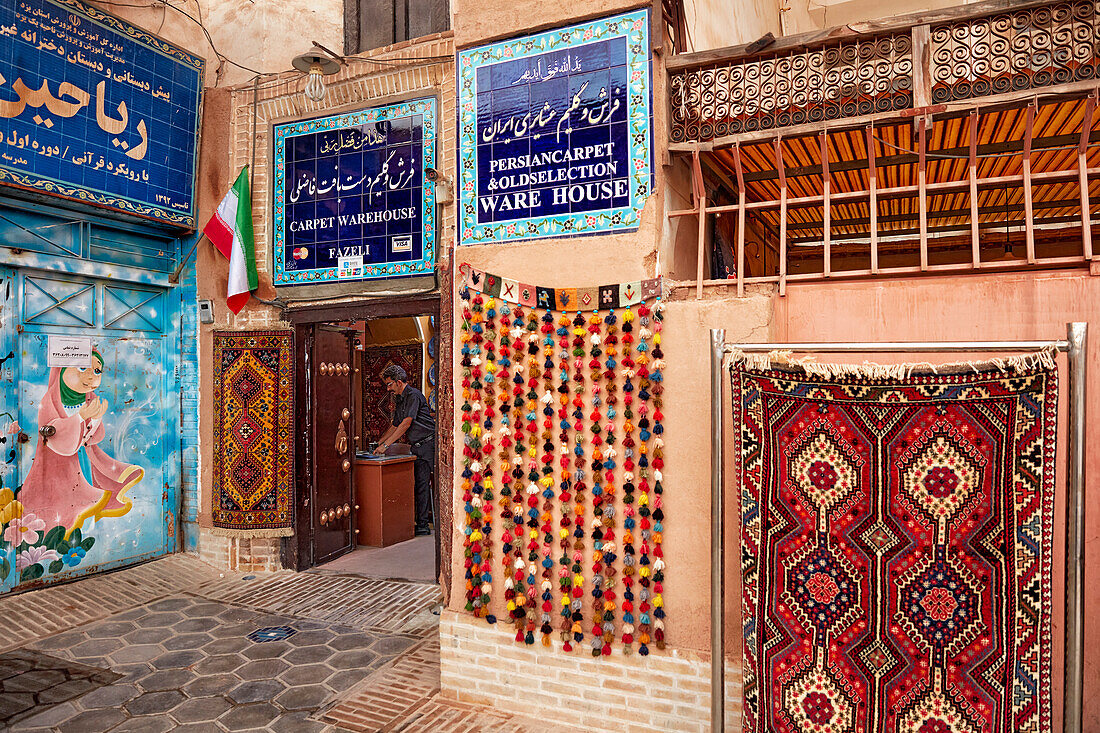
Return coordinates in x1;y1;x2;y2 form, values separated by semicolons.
204;167;258;314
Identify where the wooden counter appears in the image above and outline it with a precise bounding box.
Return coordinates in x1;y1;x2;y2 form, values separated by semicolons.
354;455;416;547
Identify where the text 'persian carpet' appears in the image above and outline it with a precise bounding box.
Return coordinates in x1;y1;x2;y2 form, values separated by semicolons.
361;343;423;441
212;331;295;537
731;358;1056;733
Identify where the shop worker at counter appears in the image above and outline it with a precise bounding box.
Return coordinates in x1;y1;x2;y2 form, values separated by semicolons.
376;364;436;537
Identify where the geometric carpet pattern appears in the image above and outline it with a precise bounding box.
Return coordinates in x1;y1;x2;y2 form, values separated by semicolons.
731;360;1057;733
212;331;295;537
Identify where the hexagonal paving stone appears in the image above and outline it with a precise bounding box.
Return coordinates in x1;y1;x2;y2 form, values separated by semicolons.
75;681;141;709
193;654;246;675
86;621;137;639
235;659;289;680
228;678;286;704
170;694;232;723
123;690;186;716
135;612;184;629
324;668;371;691
188;602;228;617
13;699;79;728
278;663;335;687
326;632;376;651
108;644;165;665
31;631;88;651
268;710;330;733
173;617;219;634
147;598;194;612
0;656;35;680
328;649;380;670
67;638;123;660
107;715;175;733
283;646;334;665
370;635;416;656
0;691;34;718
123;628;175;645
56;707;126;733
201;637;251;655
182;672;239;698
216;608;255;624
286;629;335;647
162;633;215;652
114;663;155;682
149;650;204;670
37;677;98;704
274;683;331;711
110;607;149;622
138;668;194;692
209;622;256;639
4;668;66;691
217;702;280;729
241;641;290;661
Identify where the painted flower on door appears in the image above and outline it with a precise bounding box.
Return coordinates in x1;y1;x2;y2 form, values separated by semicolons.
0;351;145;583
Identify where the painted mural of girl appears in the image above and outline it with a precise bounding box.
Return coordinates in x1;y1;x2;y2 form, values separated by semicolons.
18;351;142;540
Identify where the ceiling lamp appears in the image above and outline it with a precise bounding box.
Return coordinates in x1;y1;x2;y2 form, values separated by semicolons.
292;46;340;103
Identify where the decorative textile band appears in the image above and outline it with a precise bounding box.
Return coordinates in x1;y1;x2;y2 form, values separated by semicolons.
461;263;661;310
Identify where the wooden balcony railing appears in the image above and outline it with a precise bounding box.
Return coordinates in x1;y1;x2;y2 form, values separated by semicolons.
669;0;1100;146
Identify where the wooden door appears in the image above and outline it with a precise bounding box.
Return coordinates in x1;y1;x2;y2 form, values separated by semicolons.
310;326;355;564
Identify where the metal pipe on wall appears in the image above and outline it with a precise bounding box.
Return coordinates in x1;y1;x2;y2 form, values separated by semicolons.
709;329;725;732
712;328;1086;733
1065;321;1087;733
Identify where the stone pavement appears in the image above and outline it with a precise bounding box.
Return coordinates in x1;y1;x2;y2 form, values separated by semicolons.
0;554;558;732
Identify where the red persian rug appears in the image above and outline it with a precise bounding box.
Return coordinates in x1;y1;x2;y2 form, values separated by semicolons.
361;343;423;442
731;356;1056;733
212;331;295;537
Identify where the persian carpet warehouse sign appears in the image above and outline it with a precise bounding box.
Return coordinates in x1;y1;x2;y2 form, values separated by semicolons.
0;0;203;227
457;9;652;245
273;98;437;285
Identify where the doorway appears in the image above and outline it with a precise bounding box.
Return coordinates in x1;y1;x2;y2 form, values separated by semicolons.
285;294;445;586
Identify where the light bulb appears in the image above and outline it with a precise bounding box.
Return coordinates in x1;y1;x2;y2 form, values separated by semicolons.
304;61;326;102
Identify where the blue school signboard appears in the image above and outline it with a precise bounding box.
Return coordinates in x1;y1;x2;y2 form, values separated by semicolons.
0;0;203;228
272;98;437;285
457;9;651;245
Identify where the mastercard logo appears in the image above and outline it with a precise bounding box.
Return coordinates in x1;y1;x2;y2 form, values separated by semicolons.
292;247;309;260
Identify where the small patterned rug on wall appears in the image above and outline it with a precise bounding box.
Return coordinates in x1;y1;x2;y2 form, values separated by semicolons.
211;330;295;537
730;354;1057;733
361;343;423;442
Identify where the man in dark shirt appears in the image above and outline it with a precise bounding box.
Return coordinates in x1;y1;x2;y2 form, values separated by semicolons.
376;364;436;536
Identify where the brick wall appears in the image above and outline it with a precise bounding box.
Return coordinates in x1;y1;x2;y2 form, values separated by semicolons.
439;611;743;733
198;530;282;573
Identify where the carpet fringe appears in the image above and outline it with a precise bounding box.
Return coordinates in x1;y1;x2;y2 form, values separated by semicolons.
724;346;1058;379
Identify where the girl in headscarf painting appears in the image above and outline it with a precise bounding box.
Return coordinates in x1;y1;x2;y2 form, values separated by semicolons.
18;351;142;539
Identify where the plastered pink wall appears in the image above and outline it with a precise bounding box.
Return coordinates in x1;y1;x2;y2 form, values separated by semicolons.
776;268;1100;731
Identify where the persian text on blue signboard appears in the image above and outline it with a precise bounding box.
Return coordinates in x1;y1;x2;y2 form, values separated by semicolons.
272;98;437;286
0;0;203;228
458;10;651;245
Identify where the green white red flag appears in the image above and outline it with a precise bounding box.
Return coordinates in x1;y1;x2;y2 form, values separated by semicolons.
203;166;258;314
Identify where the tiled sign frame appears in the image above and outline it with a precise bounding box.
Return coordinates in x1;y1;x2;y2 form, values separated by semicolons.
271;97;437;286
0;0;204;228
457;9;652;245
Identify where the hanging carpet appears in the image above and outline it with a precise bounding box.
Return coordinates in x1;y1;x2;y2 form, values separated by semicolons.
211;331;295;537
361;343;423;442
731;354;1057;733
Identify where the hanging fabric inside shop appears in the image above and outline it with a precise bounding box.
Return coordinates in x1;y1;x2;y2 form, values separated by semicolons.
459;264;665;657
729;351;1058;733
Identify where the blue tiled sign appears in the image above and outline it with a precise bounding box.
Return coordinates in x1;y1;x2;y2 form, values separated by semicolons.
273;98;437;285
457;9;651;245
0;0;203;228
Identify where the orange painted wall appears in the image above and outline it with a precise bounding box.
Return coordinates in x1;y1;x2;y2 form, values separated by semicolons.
776;267;1100;731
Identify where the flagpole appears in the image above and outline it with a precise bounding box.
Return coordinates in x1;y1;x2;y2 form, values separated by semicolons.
169;232;208;284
